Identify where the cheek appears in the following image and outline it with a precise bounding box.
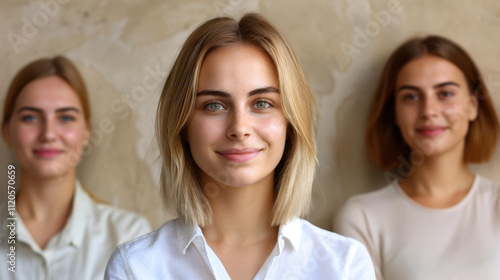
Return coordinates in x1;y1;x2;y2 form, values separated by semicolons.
187;118;222;148
395;106;417;130
11;126;38;148
443;103;469;125
63;128;88;148
259;116;288;146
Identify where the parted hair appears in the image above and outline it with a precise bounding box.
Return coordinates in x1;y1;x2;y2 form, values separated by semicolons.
366;35;499;169
2;56;91;132
156;13;317;227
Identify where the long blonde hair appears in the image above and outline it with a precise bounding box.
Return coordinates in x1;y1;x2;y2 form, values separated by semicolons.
156;13;317;227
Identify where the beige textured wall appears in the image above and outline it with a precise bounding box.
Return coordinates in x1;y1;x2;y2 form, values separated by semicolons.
1;0;499;230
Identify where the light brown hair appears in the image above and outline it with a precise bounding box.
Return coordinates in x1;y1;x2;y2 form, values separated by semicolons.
367;35;499;169
2;56;91;132
156;13;317;227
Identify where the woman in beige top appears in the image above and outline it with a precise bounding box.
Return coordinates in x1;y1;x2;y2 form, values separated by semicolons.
335;35;500;280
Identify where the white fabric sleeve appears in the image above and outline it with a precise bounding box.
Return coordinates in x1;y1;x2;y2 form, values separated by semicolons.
346;239;376;280
104;247;131;280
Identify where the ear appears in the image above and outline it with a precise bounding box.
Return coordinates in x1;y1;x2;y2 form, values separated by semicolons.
80;122;90;148
467;94;479;122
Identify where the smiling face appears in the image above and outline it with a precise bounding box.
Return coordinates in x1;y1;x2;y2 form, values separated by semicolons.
186;44;288;189
3;76;89;179
394;55;478;158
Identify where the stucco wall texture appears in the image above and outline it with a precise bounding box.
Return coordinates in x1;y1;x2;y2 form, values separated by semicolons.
1;0;499;230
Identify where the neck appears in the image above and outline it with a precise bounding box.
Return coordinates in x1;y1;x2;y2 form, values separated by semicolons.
402;144;474;197
201;173;277;245
16;169;76;222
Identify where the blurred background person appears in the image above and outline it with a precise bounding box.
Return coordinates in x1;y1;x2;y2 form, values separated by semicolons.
335;36;500;280
0;56;151;280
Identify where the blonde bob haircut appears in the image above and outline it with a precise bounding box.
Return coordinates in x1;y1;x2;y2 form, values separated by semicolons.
156;13;317;227
366;35;500;169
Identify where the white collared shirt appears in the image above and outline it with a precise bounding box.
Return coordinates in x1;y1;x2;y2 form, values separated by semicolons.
105;217;375;279
0;181;152;280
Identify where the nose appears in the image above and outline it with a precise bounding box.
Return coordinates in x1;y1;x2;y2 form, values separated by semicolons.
39;118;57;143
420;95;439;119
226;109;252;140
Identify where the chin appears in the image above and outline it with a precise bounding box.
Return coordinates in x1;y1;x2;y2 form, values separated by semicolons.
26;164;73;180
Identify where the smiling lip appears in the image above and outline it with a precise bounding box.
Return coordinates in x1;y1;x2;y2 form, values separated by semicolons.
416;126;446;137
217;148;261;163
33;149;63;158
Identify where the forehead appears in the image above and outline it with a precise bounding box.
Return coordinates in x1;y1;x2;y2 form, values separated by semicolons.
197;43;279;93
396;55;468;87
14;76;83;110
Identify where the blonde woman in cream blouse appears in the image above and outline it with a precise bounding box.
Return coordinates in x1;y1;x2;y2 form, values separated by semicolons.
0;56;151;280
105;13;375;280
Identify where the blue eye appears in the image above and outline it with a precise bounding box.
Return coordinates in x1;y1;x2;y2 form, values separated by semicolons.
61;115;75;122
22;115;37;122
439;91;454;98
254;100;272;110
402;94;418;101
206;102;225;112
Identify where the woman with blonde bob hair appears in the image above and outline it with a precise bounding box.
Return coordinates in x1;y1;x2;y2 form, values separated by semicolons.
106;13;375;279
335;35;500;280
0;56;151;280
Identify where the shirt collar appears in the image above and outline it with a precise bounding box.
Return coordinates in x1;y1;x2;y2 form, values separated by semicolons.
175;217;303;254
277;217;302;252
175;219;205;254
62;180;91;248
15;213;37;249
14;180;90;251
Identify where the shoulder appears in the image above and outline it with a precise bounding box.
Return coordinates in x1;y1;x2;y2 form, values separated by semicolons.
334;183;403;240
114;219;178;259
344;183;397;206
76;181;152;238
87;199;152;243
105;219;181;279
293;219;375;278
336;183;398;220
474;175;500;203
93;202;149;227
297;218;366;252
476;175;500;193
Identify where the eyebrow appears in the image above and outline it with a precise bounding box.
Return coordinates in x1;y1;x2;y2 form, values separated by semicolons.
17;106;81;114
196;86;280;98
396;81;460;93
